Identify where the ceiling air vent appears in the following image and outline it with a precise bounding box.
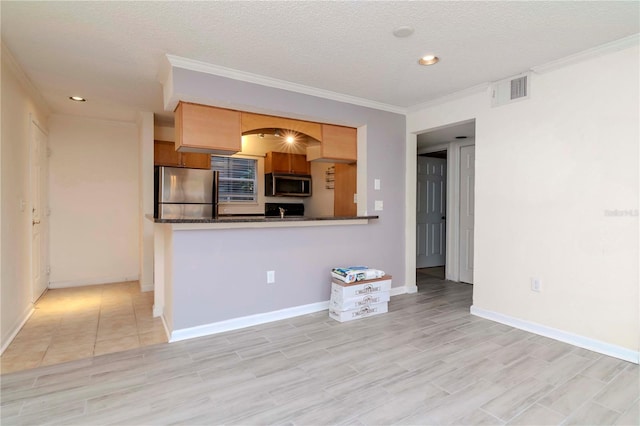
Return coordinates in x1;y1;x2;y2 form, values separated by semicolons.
491;72;530;107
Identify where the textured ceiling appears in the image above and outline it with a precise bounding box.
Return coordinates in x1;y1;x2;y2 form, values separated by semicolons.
2;1;639;123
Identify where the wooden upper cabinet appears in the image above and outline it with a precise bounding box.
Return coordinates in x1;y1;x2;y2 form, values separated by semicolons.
307;124;357;163
154;140;211;169
289;154;310;174
154;140;181;167
265;152;310;174
175;102;241;154
181;152;211;169
241;112;322;141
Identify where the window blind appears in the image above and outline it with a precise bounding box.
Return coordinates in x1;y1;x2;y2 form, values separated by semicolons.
211;156;257;202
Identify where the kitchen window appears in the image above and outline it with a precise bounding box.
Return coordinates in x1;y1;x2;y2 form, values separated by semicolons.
211;156;257;202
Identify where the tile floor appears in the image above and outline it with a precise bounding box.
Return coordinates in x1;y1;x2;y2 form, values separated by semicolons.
0;282;167;374
0;275;638;425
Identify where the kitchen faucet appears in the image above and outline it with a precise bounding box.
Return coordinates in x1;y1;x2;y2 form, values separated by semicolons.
279;207;286;218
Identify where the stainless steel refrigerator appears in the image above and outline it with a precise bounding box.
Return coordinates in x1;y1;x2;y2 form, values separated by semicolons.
154;166;219;219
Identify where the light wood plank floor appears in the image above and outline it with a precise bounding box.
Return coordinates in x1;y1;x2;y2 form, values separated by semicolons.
1;275;638;425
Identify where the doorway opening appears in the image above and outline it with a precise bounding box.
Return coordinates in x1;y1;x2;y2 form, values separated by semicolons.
417;150;447;281
414;119;475;287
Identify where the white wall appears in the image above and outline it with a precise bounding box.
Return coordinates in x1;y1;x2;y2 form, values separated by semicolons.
407;43;639;357
1;44;50;351
48;115;140;287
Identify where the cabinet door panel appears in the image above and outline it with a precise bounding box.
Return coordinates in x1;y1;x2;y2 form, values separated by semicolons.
321;124;357;162
154;141;181;167
334;163;357;217
290;154;310;174
176;102;241;153
265;152;290;173
182;152;211;169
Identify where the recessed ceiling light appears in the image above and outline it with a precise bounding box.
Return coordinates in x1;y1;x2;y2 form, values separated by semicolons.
69;96;86;102
285;136;295;144
418;55;439;66
393;26;414;38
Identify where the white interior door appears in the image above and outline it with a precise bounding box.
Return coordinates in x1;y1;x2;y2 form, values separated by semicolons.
416;156;447;268
459;145;475;284
31;120;48;302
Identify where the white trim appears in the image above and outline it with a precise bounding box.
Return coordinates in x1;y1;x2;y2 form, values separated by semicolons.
408;83;489;113
404;132;418;289
470;305;639;364
140;283;154;292
160;313;171;339
169;301;330;342
390;286;407;297
405;284;418;294
1;42;51;116
1;305;35;355
165;54;407;115
153;304;163;317
532;33;640;74
49;274;140;289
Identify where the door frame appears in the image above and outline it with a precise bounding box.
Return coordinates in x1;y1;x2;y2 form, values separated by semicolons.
405;123;475;292
29;115;49;303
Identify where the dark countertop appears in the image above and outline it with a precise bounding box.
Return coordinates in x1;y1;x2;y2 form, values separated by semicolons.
146;214;379;224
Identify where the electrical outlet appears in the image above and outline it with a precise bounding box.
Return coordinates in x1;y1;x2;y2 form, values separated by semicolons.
374;200;383;211
267;270;275;284
531;277;541;292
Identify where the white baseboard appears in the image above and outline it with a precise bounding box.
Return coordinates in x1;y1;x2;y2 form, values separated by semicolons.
168;289;409;343
152;304;163;318
470;305;639;364
404;284;418;294
160;314;171;342
1;305;35;355
140;282;154;292
49;274;140;289
169;301;330;342
391;285;408;296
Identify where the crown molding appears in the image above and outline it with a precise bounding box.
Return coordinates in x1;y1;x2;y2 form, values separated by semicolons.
407;83;489;112
532;33;639;74
165;54;407;115
2;42;51;117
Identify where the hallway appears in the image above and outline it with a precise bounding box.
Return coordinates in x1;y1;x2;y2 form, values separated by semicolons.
1;282;166;374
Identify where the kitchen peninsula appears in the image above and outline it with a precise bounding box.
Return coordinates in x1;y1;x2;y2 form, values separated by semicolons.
151;214;380;343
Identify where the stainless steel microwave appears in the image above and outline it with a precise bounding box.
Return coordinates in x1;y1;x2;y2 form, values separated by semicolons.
265;173;312;197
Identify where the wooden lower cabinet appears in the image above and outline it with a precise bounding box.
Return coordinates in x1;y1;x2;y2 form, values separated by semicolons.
334;163;357;217
154;140;211;169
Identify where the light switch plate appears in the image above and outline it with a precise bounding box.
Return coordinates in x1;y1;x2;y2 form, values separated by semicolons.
374;200;383;211
374;179;381;190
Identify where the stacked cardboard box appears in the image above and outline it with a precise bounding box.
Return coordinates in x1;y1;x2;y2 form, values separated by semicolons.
329;276;392;322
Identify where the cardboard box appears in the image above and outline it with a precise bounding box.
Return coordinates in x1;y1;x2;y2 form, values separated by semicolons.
330;291;390;311
329;302;388;322
330;276;392;300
